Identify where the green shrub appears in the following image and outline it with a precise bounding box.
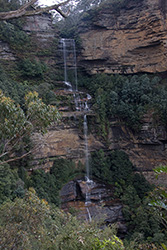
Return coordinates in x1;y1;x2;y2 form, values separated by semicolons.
91;150;134;185
18;58;47;78
0;66;32;105
26;158;81;206
91;149;167;244
0;0;20;12
0;163;20;204
79;74;163;132
0;20;30;50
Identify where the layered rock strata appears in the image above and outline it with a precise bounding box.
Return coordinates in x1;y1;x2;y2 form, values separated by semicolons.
23;14;55;49
0;14;56;63
108;118;167;186
0;40;16;60
32;108;167;186
78;0;167;74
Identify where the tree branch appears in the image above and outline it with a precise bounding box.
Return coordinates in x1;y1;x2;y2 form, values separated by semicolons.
0;151;32;164
0;0;70;20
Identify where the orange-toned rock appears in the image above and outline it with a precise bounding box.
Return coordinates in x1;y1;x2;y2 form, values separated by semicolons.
78;0;167;74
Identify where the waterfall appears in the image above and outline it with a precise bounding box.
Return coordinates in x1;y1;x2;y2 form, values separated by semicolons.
60;38;92;112
60;38;93;221
60;38;78;92
73;41;78;92
84;114;93;208
86;207;92;222
60;38;67;84
84;114;90;180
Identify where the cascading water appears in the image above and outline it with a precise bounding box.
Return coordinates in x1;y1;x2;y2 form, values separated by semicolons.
60;38;78;93
73;40;78;92
84;114;93;215
86;207;92;222
60;38;92;112
84;114;90;180
60;38;92;220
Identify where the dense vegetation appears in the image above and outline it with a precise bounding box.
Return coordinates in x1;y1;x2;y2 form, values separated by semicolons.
78;74;167;140
1;188;125;250
25;158;82;206
0;1;167;249
91;150;167;247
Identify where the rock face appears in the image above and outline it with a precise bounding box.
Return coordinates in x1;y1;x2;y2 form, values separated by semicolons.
60;178;127;236
32;111;104;170
78;0;167;74
23;14;55;49
108;117;167;186
0;40;16;60
32;107;167;186
0;13;56;63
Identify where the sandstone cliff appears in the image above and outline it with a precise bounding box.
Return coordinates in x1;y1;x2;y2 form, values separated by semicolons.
32;105;167;187
0;7;166;187
78;0;167;74
0;13;56;63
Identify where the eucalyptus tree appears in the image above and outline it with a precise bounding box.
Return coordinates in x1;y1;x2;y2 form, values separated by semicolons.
0;91;60;165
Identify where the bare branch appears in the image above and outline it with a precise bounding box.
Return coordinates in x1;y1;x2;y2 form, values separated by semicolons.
0;151;32;165
0;0;71;20
0;127;31;160
0;151;9;159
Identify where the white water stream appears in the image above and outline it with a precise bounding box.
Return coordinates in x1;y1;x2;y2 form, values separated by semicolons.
60;38;78;92
61;38;92;221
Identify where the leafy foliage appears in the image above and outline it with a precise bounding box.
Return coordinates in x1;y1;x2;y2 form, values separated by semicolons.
26;158;81;206
18;58;47;78
154;165;167;175
0;66;57;106
91;150;134;184
149;166;167;241
0;91;60;164
0;19;30;50
79;74;167;133
0;163;21;204
0;66;32;105
91;150;167;244
0;188;125;250
25;91;60;133
0;0;21;12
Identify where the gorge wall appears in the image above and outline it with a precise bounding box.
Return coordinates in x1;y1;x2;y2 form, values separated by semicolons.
0;4;167;187
0;13;56;64
78;0;167;74
32;100;167;187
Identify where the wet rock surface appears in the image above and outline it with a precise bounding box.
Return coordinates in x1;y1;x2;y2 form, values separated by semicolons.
60;178;127;236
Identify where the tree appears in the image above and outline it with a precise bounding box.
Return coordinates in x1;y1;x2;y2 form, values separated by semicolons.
0;0;71;20
0;163;20;203
149;166;167;229
0;188;125;250
0;90;60;165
